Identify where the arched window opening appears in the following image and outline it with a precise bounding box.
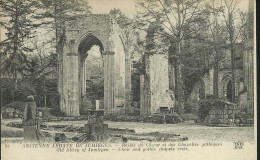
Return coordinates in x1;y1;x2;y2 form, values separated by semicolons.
226;80;232;102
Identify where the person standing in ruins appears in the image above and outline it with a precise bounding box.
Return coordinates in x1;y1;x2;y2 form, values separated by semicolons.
23;95;37;126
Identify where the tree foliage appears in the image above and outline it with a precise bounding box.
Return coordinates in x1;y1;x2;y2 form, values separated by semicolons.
0;0;39;77
0;0;92;107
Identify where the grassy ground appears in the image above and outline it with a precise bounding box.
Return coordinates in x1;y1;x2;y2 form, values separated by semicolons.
1;118;255;142
45;120;254;142
1;119;23;138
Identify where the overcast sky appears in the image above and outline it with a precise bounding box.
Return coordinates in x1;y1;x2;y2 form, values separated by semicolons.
88;0;137;18
88;0;249;19
0;0;250;43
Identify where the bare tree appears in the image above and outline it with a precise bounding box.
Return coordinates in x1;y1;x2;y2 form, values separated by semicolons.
222;0;248;102
205;0;227;97
136;0;205;114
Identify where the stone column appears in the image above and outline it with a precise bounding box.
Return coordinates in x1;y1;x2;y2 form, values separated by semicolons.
58;47;64;112
61;40;80;116
125;48;131;114
103;51;115;114
82;59;86;95
23;96;40;142
78;58;84;114
140;75;145;115
243;0;254;112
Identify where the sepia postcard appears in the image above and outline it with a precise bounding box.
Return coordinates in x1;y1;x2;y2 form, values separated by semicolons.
0;0;257;160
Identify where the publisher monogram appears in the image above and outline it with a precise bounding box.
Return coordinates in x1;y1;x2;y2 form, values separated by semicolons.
233;142;244;149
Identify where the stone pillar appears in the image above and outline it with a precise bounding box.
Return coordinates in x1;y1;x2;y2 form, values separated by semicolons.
140;75;145;115
23;96;40;142
125;48;131;114
168;60;175;91
209;68;214;95
61;40;80;116
82;59;86;94
58;47;64;112
103;51;115;114
243;0;254;112
69;52;79;116
78;58;84;113
96;100;100;110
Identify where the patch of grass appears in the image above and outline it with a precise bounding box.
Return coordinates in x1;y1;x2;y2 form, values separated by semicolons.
49;107;66;117
6;122;23;128
1;130;23;137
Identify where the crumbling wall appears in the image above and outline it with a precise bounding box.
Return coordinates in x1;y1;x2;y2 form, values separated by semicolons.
141;54;175;115
59;14;126;116
206;103;240;124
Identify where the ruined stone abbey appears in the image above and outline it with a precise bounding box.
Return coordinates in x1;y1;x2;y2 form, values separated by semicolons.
58;0;254;117
58;14;175;116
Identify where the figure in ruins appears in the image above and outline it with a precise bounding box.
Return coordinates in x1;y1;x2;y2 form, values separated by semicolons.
23;95;37;126
23;95;41;142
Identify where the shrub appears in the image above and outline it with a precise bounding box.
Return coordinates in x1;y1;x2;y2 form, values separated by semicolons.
198;97;226;122
6;122;23;128
4;101;25;111
166;113;182;123
184;101;197;113
1;130;23;137
209;118;221;124
235;108;254;124
151;115;165;124
49;107;66;117
0;78;59;108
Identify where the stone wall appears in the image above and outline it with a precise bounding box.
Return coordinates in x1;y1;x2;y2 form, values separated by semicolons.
149;54;174;114
242;0;254;113
206;103;240;124
140;54;174;115
205;102;253;126
188;68;243;109
59;14;127;116
201;70;242;98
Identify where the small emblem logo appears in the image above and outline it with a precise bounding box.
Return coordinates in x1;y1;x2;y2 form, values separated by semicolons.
233;141;244;149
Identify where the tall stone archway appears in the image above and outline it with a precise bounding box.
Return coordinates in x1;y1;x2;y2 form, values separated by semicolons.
58;14;127;116
78;33;104;114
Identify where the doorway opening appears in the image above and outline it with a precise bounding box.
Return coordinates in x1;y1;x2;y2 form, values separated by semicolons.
78;34;104;114
226;80;232;102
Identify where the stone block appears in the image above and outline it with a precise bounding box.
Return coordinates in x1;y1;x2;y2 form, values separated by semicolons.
204;117;210;124
224;110;228;114
54;133;66;142
102;124;108;133
84;124;91;134
228;110;233;114
224;105;229;110
93;124;102;135
219;119;225;124
217;114;224;119
228;114;235;119
84;123;108;141
233;109;239;114
228;119;234;123
229;105;235;110
209;114;215;119
234;119;240;124
247;119;254;124
24;125;39;142
223;115;228;119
